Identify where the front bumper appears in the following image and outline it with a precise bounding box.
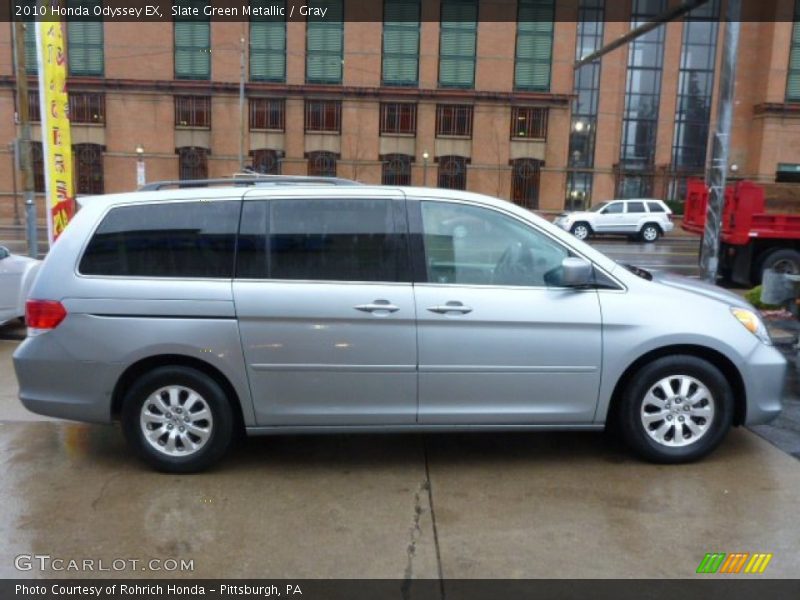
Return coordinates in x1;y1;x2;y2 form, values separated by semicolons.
741;341;786;425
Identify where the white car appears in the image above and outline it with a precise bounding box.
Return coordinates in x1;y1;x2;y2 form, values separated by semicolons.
0;246;40;326
554;199;674;243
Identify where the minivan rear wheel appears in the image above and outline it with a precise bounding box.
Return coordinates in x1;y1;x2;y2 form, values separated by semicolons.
616;355;733;463
121;366;234;473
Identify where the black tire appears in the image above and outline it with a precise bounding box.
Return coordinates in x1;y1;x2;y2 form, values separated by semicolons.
760;248;800;278
616;355;733;463
570;222;592;241
639;223;661;243
121;366;234;473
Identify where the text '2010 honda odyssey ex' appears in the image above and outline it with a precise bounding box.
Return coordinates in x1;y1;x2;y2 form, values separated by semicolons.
13;180;785;472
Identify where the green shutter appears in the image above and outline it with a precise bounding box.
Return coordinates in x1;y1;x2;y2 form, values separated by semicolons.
438;0;477;89
788;17;800;100
174;0;210;80
515;0;554;91
250;0;286;81
67;1;104;77
23;19;37;75
382;0;420;86
306;0;343;84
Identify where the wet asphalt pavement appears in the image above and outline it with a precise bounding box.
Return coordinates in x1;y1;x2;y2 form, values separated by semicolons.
1;233;799;579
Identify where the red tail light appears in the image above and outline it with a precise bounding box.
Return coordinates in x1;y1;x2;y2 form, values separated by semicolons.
26;300;67;330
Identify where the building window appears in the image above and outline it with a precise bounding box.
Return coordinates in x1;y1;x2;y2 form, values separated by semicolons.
16;6;37;74
73;143;104;195
307;151;337;177
174;0;211;80
250;0;286;82
250;149;282;174
436;104;473;137
511;158;542;209
250;98;285;130
617;0;667;199
175;96;211;127
511;107;548;139
27;90;40;122
382;0;420;86
515;0;555;91
67;1;104;76
437;155;467;190
380;103;417;134
567;0;604;207
31;141;44;193
306;0;344;84
305;100;342;133
382;154;413;185
177;147;209;180
69;93;105;124
670;1;719;199
789;0;800;101
439;0;478;88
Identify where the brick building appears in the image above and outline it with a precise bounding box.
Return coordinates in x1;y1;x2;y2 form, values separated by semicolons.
2;0;800;224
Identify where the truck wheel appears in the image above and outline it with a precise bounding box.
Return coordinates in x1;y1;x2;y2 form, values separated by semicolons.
570;222;592;241
760;248;800;277
640;223;661;243
121;366;234;473
616;355;733;463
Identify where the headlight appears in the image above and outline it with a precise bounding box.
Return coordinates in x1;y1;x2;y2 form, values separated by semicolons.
730;307;772;345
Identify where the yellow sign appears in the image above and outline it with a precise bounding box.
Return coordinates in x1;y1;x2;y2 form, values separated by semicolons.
35;14;75;244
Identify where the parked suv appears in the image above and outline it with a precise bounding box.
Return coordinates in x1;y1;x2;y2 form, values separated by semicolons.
554;199;674;242
14;184;784;472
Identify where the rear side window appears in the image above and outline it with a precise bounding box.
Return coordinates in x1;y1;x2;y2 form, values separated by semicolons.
647;201;665;213
626;201;645;213
79;201;240;278
237;198;409;282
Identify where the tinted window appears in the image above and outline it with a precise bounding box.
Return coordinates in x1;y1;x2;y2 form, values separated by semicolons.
420;201;570;287
80;201;240;278
237;199;408;282
603;202;623;214
647;201;665;212
626;201;646;213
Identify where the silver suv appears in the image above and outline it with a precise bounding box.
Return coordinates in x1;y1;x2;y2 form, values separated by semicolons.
13;182;785;472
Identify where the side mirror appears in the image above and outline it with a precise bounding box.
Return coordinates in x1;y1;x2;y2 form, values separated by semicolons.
0;246;9;260
561;257;593;287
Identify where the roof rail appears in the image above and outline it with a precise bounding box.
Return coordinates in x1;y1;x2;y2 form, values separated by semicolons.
139;175;360;191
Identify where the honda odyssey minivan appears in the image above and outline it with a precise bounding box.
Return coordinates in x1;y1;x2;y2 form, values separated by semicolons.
13;180;785;472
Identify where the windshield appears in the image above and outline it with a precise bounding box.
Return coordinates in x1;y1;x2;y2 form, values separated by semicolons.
590;202;609;213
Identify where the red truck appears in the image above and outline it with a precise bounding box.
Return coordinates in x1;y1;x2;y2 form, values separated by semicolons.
682;178;800;285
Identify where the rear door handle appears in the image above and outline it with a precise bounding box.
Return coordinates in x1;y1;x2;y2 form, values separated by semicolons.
354;299;400;314
427;301;473;315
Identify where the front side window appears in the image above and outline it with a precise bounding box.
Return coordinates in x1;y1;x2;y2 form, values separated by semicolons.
80;201;240;278
603;202;624;214
237;199;408;282
420;201;569;287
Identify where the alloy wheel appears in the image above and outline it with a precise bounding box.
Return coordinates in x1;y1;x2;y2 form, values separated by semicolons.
640;375;715;447
139;385;214;457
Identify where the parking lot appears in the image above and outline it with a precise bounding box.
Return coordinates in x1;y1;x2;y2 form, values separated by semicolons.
1;235;799;580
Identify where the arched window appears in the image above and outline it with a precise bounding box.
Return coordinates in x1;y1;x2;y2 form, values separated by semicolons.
381;154;412;186
74;143;104;195
437;155;467;190
251;149;282;175
177;147;209;180
307;151;337;177
510;158;542;209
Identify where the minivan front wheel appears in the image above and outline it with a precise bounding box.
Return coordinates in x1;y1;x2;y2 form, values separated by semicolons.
617;355;733;463
121;366;234;473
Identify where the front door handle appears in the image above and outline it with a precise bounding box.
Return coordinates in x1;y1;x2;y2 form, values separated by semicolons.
354;299;400;314
427;301;473;315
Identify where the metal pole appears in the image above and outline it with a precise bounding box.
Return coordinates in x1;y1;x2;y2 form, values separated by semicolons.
10;142;20;225
700;0;741;283
238;36;246;172
13;21;38;258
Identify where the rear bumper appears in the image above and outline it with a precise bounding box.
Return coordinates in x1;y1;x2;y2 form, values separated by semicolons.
13;333;118;424
741;342;786;425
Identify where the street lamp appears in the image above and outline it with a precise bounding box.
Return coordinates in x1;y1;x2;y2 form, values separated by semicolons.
422;151;430;186
135;145;145;188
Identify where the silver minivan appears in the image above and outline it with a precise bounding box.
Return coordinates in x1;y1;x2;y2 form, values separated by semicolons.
13;182;785;472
